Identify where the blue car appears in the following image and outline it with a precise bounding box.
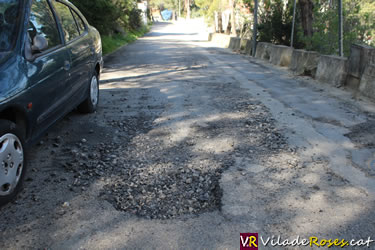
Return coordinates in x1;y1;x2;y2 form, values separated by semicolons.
0;0;103;205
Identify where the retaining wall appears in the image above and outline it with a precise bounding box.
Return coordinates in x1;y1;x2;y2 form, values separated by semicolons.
346;44;375;90
255;42;273;60
316;55;348;87
229;37;241;51
289;50;320;77
208;33;375;102
359;64;375;101
240;39;252;55
269;45;293;67
210;33;231;48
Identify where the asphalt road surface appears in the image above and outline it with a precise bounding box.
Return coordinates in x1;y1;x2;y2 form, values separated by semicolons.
1;20;375;249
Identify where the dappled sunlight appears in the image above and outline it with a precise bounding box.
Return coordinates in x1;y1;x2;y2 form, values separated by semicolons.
2;20;375;249
287;191;367;236
193;137;235;154
100;82;141;90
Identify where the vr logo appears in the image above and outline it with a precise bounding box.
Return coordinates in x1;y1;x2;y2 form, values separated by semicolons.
240;233;258;250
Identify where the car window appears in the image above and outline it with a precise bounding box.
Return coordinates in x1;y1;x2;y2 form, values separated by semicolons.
28;0;61;50
52;1;80;42
0;0;21;52
71;10;85;35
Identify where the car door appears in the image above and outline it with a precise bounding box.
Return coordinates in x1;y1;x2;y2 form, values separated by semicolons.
51;1;92;102
25;0;72;134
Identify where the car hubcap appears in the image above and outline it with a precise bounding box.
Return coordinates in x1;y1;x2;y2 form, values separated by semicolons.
90;75;98;106
0;133;24;196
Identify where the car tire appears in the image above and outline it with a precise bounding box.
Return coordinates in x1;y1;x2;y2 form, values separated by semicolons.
0;120;26;206
78;71;99;113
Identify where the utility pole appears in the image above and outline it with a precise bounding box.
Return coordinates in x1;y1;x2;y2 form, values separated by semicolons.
338;0;343;56
291;0;297;47
252;0;258;57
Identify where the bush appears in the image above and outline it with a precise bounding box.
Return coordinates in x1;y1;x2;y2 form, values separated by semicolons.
299;0;375;56
70;0;119;35
71;0;144;36
129;9;143;30
102;25;150;55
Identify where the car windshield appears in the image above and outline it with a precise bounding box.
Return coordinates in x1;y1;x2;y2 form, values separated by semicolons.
0;0;21;53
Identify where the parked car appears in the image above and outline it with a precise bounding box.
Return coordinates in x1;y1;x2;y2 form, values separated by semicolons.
0;0;103;205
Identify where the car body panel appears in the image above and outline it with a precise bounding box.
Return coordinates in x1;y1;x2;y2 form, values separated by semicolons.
0;0;102;146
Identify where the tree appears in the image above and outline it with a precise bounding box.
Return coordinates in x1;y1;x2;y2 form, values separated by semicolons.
70;0;142;36
299;0;314;37
229;0;236;35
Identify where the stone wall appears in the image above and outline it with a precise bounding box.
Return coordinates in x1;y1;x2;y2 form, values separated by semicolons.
289;50;320;77
269;45;293;67
359;64;375;101
316;55;348;87
208;32;375;102
240;39;252;55
228;37;241;51
255;42;273;60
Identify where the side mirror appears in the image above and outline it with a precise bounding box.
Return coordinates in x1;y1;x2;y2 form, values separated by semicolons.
31;35;48;53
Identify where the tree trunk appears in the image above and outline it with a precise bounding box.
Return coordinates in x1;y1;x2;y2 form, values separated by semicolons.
185;0;190;19
229;0;237;36
218;11;223;33
299;0;314;37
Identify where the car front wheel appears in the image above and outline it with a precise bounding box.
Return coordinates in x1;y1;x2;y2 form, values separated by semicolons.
78;72;99;113
0;120;26;206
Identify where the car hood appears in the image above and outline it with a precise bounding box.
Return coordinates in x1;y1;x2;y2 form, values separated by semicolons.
0;54;27;103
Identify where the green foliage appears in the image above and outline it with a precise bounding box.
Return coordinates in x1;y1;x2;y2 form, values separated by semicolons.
70;0;119;35
242;0;296;45
70;0;143;36
299;0;375;56
195;0;221;22
102;25;150;55
257;0;294;45
149;0;176;11
128;8;143;30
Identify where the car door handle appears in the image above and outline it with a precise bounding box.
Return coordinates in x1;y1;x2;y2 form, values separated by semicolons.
64;61;71;71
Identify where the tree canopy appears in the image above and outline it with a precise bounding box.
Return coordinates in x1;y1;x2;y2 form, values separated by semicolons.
70;0;142;36
198;0;374;55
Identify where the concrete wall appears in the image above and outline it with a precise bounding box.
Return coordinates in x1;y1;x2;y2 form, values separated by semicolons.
208;34;375;102
348;44;375;79
346;44;375;90
316;55;348;87
255;42;273;60
229;37;241;51
269;45;293;67
240;39;252;55
289;50;320;77
210;33;231;48
359;64;375;101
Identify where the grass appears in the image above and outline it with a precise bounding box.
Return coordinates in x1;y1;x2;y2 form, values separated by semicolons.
102;25;151;55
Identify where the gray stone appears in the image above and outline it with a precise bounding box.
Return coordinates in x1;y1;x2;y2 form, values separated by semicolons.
210;33;231;48
359;63;375;101
315;55;348;87
348;44;375;79
255;42;273;60
269;45;293;67
240;38;252;55
228;37;241;51
347;44;375;90
289;49;320;77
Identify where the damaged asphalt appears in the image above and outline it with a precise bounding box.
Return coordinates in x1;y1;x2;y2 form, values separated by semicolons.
0;20;375;249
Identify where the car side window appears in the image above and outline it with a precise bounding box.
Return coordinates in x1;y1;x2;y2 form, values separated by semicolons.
52;1;80;42
29;0;61;50
71;10;85;35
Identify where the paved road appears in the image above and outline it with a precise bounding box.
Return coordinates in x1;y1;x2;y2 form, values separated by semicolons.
1;21;375;249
